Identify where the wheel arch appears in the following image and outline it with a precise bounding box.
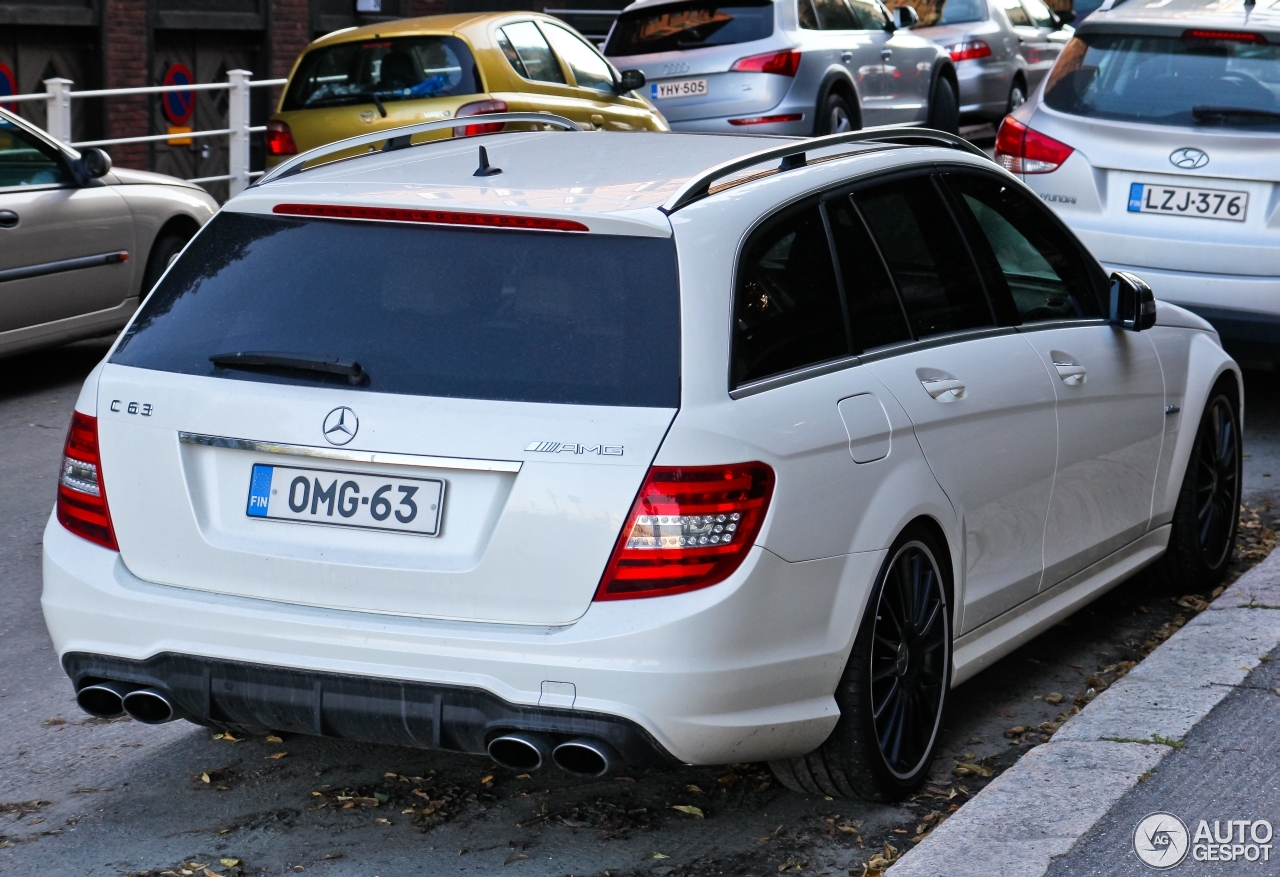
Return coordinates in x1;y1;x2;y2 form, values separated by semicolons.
138;212;202;295
814;68;863;134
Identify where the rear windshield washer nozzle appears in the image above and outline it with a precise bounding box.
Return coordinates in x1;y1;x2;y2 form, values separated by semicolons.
474;145;502;177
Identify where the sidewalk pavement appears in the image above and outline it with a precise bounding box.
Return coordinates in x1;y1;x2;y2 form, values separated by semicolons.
891;547;1280;877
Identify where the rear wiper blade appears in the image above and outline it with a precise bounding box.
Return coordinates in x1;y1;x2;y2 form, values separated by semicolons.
361;91;388;117
210;352;366;385
1192;105;1280;123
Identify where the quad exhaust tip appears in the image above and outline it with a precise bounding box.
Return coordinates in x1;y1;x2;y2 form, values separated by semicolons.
121;688;179;724
487;731;555;772
75;681;137;719
552;737;621;778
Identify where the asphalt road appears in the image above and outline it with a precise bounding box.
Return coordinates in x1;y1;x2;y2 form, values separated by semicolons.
0;341;1276;877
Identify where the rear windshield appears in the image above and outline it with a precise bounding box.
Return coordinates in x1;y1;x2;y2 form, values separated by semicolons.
604;0;775;56
1044;32;1280;130
111;213;681;408
937;0;987;25
281;36;479;111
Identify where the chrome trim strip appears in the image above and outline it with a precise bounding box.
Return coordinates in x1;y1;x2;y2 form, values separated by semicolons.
0;250;129;284
730;355;862;400
178;432;522;473
1014;318;1109;334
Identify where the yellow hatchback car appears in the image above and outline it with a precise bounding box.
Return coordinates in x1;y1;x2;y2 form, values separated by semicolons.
265;12;665;165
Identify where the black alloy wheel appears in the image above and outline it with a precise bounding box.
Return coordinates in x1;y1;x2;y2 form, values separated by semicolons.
869;542;949;779
1159;385;1241;591
770;529;951;800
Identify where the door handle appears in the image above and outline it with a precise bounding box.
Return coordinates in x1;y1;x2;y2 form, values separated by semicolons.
1053;361;1087;385
881;49;893;61
921;377;966;400
841;51;854;63
0;210;18;229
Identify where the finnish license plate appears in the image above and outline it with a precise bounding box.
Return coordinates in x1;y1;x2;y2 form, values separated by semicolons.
1127;183;1248;221
246;463;444;536
651;78;708;99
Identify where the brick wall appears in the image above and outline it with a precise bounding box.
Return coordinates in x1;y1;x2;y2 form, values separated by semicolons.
102;0;149;169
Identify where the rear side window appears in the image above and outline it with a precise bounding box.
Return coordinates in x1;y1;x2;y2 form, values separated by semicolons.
826;200;913;352
854;176;994;338
111;213;681;408
281;37;479;111
946;174;1103;323
732;203;849;387
542;22;616;91
497;22;568;84
604;0;775;56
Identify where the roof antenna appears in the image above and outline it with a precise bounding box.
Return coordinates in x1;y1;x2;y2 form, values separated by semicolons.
474;145;502;177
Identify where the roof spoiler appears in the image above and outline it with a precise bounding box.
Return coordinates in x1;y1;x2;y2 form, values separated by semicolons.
659;127;990;214
254;112;583;187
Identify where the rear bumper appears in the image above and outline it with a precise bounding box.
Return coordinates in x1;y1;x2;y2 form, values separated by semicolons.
43;514;880;765
1100;261;1280;362
668;112;810;136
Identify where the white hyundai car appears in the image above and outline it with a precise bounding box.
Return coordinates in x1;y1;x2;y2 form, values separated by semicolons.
993;0;1280;366
43;115;1240;800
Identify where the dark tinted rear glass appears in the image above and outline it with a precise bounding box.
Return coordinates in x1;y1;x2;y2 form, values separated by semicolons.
605;0;774;56
281;36;479;111
111;213;681;408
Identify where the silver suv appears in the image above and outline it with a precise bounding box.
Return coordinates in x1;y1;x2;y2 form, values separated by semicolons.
604;0;958;135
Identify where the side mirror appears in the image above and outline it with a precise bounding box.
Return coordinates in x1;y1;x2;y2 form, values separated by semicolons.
72;147;112;184
892;4;920;30
1109;271;1156;332
617;69;646;94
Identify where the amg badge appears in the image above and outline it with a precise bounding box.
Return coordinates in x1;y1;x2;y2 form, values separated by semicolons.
526;441;623;456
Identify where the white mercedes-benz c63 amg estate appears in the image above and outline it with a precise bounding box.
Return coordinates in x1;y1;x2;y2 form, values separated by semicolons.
43;115;1242;800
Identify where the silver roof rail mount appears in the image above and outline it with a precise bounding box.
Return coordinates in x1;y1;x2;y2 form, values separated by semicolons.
661;127;989;214
255;112;584;187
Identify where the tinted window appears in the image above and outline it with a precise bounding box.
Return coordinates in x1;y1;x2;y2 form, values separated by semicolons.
0;119;67;188
281;37;479;111
498;22;567;84
1044;33;1280;131
855;176;994;338
998;0;1032;27
848;0;890;28
733;204;848;387
813;0;858;30
111;213;680;408
799;0;820;29
937;0;987;25
542;23;616;91
947;174;1102;323
1022;0;1054;27
826;200;912;351
605;0;774;55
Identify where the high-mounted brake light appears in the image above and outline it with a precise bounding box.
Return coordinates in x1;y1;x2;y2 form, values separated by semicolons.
946;40;993;62
728;113;804;126
455;99;509;137
595;463;775;600
272;203;589;232
265;120;297;156
993;116;1073;174
731;49;802;76
1183;29;1267;44
57;411;118;551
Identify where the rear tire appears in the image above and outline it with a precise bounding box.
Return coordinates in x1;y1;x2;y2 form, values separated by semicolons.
142;227;193;296
1006;79;1027;116
817;91;857;136
1157;385;1241;592
770;526;952;800
926;75;960;134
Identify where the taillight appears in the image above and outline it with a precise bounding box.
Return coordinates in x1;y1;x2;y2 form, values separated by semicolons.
993;116;1074;174
455;99;509;137
731;50;802;77
946;40;993;62
1183;28;1266;43
264;120;297;156
595;463;775;601
57;411;118;551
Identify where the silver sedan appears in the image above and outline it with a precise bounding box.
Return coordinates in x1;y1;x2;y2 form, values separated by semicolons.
913;0;1031;122
0;108;217;359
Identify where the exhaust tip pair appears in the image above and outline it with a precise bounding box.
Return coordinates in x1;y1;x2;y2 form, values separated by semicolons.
75;682;178;724
487;732;621;778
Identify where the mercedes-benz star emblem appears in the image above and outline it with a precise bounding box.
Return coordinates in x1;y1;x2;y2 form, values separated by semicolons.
323;407;358;446
1169;147;1209;169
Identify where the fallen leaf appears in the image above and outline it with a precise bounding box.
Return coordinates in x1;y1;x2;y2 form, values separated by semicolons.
321;853;343;860
643;852;670;860
1044;693;1064;705
892;828;908;834
219;860;240;867
384;772;397;778
265;751;288;759
671;804;704;818
201;772;211;784
43;717;66;726
685;784;703;793
953;762;994;778
504;852;529;865
516;773;532;779
373;792;389;804
265;735;283;743
374;817;391;824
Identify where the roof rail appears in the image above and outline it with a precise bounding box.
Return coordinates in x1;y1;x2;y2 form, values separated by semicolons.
254;112;583;187
660;127;989;214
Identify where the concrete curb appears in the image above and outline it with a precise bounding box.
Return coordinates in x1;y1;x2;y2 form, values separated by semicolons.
890;548;1280;877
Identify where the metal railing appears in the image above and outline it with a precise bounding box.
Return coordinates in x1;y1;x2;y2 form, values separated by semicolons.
6;71;287;197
